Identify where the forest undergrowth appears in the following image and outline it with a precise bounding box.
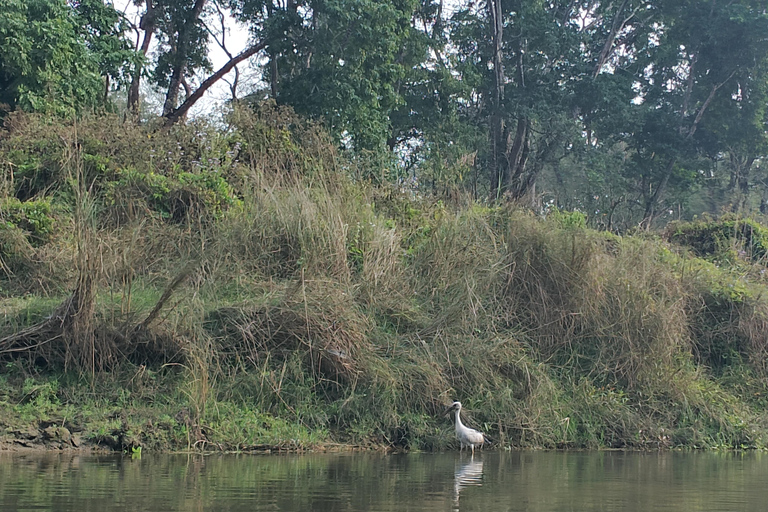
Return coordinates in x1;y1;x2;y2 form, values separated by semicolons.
3;108;768;452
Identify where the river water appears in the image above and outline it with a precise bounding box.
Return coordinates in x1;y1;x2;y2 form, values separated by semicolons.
1;450;767;511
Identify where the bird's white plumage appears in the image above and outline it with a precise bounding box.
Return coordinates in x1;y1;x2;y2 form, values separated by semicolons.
445;401;485;453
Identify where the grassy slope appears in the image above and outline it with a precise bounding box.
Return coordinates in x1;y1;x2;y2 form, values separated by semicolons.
2;109;768;452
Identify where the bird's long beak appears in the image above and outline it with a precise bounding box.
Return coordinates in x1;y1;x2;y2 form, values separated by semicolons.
442;404;456;416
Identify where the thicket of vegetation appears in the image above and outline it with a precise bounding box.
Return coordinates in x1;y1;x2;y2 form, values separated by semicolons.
4;109;768;451
5;0;768;453
5;0;768;229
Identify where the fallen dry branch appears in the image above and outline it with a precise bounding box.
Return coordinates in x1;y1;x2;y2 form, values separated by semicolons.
135;265;194;332
0;266;193;368
0;293;78;355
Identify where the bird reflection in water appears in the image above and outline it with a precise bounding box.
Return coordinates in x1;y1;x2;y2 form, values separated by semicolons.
453;455;484;509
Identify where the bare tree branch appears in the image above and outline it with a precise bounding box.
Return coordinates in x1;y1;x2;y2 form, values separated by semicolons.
164;41;267;125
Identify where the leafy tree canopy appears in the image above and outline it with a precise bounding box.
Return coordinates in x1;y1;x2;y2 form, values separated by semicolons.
0;0;136;116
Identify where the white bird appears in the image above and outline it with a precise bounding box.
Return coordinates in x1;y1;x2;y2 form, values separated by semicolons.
444;401;486;454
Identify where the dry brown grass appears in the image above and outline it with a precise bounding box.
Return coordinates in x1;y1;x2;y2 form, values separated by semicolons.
210;278;372;386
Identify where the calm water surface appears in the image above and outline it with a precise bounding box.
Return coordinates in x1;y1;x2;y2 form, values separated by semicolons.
1;450;767;511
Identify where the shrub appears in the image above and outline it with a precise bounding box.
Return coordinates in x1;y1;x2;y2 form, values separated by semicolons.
667;216;768;264
0;197;54;245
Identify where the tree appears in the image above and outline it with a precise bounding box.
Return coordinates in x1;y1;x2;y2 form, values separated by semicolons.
126;0;267;124
229;0;428;152
127;0;158;115
621;0;768;226
448;0;593;201
0;0;135;116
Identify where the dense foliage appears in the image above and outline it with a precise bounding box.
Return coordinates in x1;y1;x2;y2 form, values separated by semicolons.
4;0;768;226
0;0;135;115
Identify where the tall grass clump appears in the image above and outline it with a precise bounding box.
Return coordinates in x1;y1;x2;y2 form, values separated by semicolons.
398;205;768;448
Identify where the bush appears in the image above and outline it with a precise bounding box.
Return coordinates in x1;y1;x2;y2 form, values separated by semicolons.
667;216;768;264
0;197;54;244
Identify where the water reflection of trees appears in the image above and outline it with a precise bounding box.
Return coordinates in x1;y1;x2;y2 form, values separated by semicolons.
2;452;768;511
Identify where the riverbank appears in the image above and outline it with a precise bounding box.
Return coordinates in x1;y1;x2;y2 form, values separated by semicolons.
3;110;768;452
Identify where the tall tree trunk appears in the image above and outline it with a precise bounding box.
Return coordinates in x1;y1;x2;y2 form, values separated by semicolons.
504;42;532;200
488;0;506;200
506;116;530;195
163;0;208;116
128;0;156;117
593;0;632;78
